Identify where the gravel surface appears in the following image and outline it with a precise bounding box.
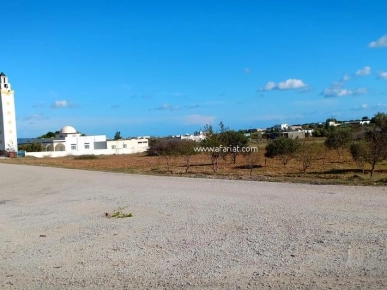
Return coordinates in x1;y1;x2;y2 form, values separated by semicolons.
1;163;387;289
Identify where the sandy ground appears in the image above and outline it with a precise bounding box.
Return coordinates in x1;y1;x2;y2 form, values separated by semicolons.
1;163;387;289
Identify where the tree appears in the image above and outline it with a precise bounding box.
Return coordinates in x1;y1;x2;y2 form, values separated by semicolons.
177;140;198;173
350;140;368;174
147;138;181;172
37;131;56;139
324;126;353;161
264;137;300;166
242;149;260;176
18;143;44;152
201;122;228;172
350;112;387;177
296;140;322;173
114;131;122;140
220;130;249;164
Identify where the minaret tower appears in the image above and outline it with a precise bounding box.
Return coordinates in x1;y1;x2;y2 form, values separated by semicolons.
0;72;18;153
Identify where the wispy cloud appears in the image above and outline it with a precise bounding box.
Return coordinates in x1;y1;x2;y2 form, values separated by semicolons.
260;79;308;91
377;71;387;80
111;105;120;109
151;103;181;111
186;104;206;109
321;71;367;98
322;86;367;98
355;66;371;76
244;67;251;73
369;35;387;48
351;104;369;111
341;74;351;81
50;100;77;109
32;102;46;108
23;114;48;121
184;114;215;125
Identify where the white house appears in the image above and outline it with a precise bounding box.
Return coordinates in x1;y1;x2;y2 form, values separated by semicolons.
273;123;289;130
22;126;149;158
360;120;370;125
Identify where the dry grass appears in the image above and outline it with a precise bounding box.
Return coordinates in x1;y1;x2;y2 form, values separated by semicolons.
2;140;387;186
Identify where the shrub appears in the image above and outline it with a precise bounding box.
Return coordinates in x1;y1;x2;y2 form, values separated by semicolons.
74;154;98;160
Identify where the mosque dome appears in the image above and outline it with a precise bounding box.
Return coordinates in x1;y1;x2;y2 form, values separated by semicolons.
60;126;77;134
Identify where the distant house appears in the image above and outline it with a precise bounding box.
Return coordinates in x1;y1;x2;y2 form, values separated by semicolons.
274;123;289;130
269;131;305;139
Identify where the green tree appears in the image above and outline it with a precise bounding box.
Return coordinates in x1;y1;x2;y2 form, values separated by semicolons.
296;140;322;173
324;126;353;161
242;149;260;176
350;140;368;174
264;137;300;166
147;138;180;172
37;131;56;139
349;113;387;177
177;140;199;173
201;122;228;172
18;143;44;152
220;130;249;164
114;131;122;140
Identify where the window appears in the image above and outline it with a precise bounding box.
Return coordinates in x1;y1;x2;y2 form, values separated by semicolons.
138;141;142;144
123;144;127;148
112;145;116;149
71;144;77;150
84;143;90;149
143;140;148;144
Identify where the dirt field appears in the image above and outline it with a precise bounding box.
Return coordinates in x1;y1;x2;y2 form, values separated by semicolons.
2;141;387;186
1;163;387;289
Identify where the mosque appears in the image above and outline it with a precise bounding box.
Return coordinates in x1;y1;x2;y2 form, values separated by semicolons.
0;72;149;157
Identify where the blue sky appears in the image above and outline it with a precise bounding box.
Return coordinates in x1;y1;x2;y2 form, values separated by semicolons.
2;1;387;138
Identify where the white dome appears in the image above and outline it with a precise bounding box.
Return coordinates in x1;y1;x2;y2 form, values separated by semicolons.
60;126;77;134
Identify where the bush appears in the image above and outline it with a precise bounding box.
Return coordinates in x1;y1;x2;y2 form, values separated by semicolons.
265;137;300;166
74;155;98;160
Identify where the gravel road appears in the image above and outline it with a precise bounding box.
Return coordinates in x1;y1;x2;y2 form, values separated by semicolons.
1;163;387;289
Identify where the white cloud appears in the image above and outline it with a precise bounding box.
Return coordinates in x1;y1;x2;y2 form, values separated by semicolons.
342;74;351;81
351;104;369;110
50;100;77;109
184;114;215;125
152;103;181;111
322;86;367;98
261;79;307;91
369;35;387;48
51;100;68;108
355;66;371;76
377;71;387;80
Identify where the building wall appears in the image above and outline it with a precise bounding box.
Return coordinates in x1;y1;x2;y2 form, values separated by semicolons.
24;137;149;158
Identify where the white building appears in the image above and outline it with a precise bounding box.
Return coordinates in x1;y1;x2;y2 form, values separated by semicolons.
22;126;149;158
0;72;18;155
180;131;206;142
273;123;289;130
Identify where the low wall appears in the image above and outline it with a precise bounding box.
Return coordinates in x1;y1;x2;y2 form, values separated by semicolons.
25;147;149;158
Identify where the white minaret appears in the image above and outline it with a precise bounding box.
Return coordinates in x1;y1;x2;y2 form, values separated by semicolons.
0;72;18;153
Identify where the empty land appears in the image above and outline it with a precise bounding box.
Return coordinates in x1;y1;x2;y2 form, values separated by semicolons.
1;163;387;289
